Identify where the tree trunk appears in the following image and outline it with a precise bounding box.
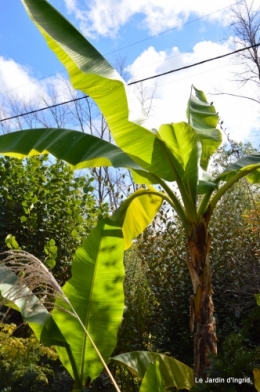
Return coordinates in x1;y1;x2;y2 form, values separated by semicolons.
186;219;217;379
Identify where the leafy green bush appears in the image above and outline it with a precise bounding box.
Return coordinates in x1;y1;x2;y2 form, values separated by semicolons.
0;156;102;284
0;323;58;392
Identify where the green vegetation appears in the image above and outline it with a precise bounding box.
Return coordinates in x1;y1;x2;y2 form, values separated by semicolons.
0;0;259;391
0;155;100;284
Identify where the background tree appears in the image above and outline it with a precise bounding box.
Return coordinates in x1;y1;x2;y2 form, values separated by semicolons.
0;156;101;391
0;84;129;209
0;61;154;210
231;0;260;100
0;155;100;285
214;0;260;108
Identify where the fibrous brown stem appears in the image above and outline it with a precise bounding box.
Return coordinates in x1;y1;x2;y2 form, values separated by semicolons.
186;220;217;379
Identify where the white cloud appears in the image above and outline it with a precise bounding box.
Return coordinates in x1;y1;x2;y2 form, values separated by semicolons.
64;0;77;13
126;39;260;142
0;56;73;105
0;57;40;103
63;0;236;38
0;57;74;130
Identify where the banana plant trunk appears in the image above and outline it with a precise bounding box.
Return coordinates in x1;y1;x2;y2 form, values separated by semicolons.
186;217;217;379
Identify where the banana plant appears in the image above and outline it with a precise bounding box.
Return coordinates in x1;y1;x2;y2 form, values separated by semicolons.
1;0;260;380
0;193;163;392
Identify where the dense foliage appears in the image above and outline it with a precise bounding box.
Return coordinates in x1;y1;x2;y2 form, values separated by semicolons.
0;156;102;284
0;154;259;391
109;143;260;390
0;156;103;391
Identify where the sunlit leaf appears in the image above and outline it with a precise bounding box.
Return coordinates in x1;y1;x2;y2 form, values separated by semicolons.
139;361;166;392
0;128;143;171
111;351;194;389
216;153;260;183
53;218;125;384
20;0;176;182
187;86;222;171
113;187;163;250
253;368;260;392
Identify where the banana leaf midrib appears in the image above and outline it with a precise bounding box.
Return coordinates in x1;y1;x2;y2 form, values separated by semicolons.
79;237;102;385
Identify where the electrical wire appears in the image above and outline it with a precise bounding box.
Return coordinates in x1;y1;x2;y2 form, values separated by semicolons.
128;43;260;85
0;42;259;124
0;3;236;98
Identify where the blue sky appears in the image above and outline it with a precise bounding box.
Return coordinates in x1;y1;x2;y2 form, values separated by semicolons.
0;0;259;144
1;0;227;78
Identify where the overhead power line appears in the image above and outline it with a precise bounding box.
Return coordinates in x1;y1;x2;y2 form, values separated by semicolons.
0;42;259;124
0;3;235;98
128;43;260;85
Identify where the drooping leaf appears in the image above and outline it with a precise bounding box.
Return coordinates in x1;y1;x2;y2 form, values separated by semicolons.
131;169;159;185
139;361;166;392
111;351;194;390
53;218;125;385
216;153;260;183
187;86;222;171
113;187;163;250
20;0;176;182
0;128;143;171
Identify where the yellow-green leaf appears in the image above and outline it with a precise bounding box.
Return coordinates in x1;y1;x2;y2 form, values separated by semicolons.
53;218;125;385
187;86;222;171
111;351;194;390
140;361;166;392
113;188;163;250
20;0;176;182
254;368;260;392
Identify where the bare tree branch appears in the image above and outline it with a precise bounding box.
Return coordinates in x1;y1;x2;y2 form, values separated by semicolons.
212;91;260;104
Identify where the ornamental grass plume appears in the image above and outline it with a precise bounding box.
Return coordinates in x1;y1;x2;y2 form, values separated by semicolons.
0;250;121;392
0;250;63;306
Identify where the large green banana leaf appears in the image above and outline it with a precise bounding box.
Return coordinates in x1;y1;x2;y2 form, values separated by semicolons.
216;153;260;183
1;0;224;205
139;361;166;392
158;122;202;206
0;218;125;388
187;86;222;171
20;0;176;182
111;351;194;390
208;154;260;213
52;218;125;386
0;128;143;171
